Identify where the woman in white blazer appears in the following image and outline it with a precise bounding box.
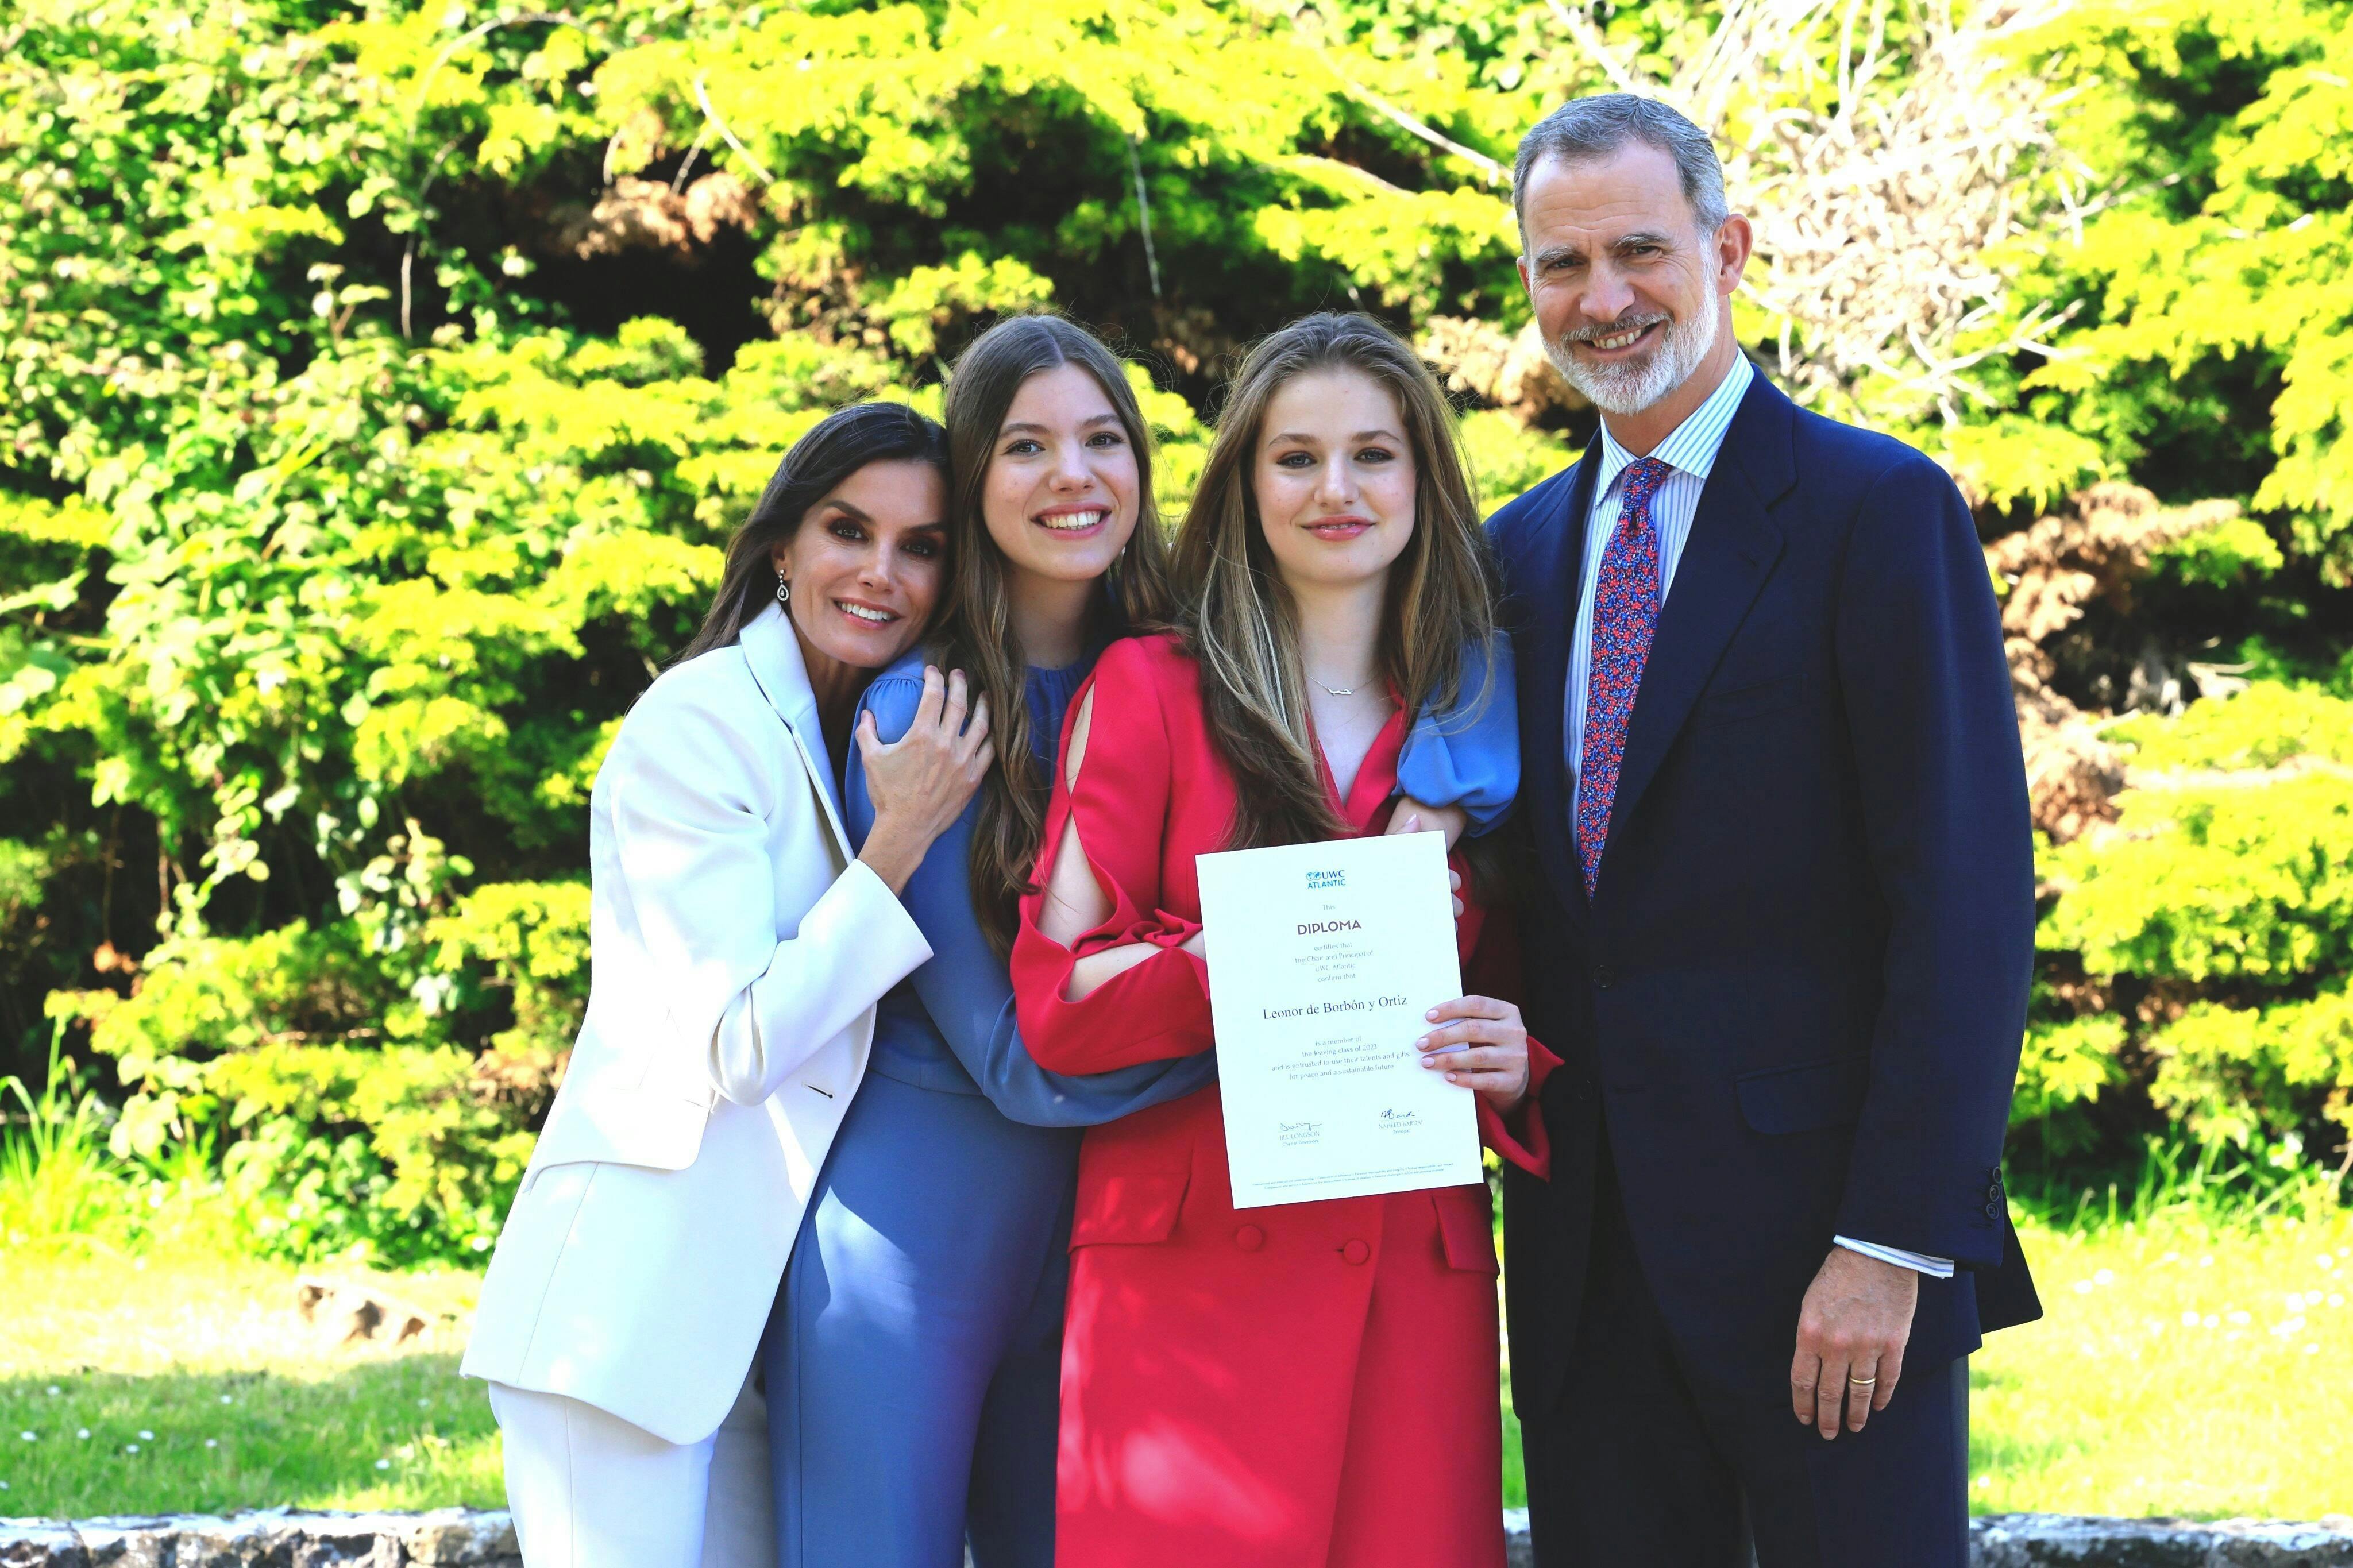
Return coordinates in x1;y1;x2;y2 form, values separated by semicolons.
462;402;994;1568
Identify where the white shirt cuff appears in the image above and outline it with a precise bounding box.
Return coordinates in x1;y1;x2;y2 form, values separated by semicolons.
1834;1236;1954;1279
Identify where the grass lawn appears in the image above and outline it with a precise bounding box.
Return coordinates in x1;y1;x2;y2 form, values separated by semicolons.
1499;1212;2353;1519
0;1254;500;1516
5;1211;2350;1522
1968;1211;2352;1519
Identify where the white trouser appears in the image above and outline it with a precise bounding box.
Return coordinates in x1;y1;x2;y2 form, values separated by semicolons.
488;1368;774;1568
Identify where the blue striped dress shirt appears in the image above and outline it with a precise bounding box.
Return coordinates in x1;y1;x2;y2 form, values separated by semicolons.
1563;352;1752;817
1559;352;1951;1280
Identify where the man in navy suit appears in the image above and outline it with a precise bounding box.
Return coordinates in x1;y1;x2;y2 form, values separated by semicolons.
1489;95;2040;1567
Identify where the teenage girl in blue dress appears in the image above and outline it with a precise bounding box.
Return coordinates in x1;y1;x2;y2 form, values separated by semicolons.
761;315;1519;1567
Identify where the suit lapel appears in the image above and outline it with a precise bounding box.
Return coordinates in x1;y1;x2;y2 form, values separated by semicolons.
738;606;855;864
1602;377;1796;871
1512;453;1600;922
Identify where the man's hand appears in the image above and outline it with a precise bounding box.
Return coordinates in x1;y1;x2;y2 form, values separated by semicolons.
1790;1247;1918;1439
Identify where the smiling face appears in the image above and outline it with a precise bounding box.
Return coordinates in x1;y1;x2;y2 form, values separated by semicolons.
976;362;1143;592
1515;141;1749;419
768;457;948;670
1251;366;1418;594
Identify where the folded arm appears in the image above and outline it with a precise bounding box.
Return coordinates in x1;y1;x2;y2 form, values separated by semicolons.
850;670;1215;1127
1012;646;1217;1074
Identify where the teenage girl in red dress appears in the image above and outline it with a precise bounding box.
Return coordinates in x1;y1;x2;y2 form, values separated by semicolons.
1009;313;1557;1567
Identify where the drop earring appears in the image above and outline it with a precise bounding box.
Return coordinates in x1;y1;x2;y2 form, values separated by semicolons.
776;572;791;605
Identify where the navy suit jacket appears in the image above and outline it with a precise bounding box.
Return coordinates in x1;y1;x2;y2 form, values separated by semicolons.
1494;370;2042;1420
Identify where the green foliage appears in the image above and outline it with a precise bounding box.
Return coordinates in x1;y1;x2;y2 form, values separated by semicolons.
6;0;1588;1259
0;840;46;923
1945;418;2112;515
2005;0;2353;1169
2036;686;2353;1165
2147;990;2353;1150
2045;773;2353;983
2015;1013;2128;1133
2148;515;2287;589
1459;410;1574;509
3;0;2350;1260
0;1023;265;1260
2110;682;2353;773
2019;0;2353;567
1;1030;126;1253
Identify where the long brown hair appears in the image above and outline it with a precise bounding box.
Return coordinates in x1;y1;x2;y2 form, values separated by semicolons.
679;401;950;663
1172;312;1499;851
934;315;1177;957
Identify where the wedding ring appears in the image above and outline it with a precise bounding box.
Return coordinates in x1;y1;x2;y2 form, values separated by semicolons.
1848;1374;1877;1388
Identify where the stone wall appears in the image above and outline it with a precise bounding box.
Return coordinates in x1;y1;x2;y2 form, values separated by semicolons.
5;1509;2351;1566
1972;1515;2353;1567
0;1509;516;1567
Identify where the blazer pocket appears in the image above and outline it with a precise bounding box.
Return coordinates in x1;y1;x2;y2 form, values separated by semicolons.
1433;1190;1502;1276
1735;1053;1871;1136
1069;1169;1191;1248
526;1082;714;1179
1690;672;1803;731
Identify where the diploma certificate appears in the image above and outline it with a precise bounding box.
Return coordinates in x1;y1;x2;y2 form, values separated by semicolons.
1195;831;1482;1208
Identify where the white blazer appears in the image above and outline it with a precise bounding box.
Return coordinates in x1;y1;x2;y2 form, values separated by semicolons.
462;605;932;1444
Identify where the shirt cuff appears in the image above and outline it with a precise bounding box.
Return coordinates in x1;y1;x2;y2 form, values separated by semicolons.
1834;1237;1955;1279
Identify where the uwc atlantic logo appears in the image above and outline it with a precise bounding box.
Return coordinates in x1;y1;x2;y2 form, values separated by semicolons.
1306;867;1347;891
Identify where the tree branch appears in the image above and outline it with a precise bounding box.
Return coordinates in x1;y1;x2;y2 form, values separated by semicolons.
1292;9;1506;187
1544;0;1644;95
410;12;578;123
692;73;777;187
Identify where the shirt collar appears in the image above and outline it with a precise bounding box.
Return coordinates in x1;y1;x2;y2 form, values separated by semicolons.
1592;352;1755;495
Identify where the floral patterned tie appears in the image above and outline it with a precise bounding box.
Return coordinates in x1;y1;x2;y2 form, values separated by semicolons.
1577;456;1672;898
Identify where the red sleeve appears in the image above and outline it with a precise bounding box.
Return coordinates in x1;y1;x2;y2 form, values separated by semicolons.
1010;639;1216;1074
1462;887;1556;1180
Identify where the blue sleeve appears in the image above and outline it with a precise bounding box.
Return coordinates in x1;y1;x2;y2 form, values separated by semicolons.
1395;635;1521;834
843;671;923;849
848;674;1217;1128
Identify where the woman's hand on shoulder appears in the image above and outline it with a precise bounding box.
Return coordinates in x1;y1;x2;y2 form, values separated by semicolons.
1416;995;1530;1113
855;666;993;894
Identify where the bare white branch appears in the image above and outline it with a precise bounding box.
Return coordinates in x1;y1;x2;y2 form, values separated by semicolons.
1581;0;2094;426
692;73;778;188
1543;0;1645;95
1292;9;1507;186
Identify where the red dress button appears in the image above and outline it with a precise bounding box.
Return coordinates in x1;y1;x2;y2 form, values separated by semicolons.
1235;1225;1266;1252
1341;1239;1371;1266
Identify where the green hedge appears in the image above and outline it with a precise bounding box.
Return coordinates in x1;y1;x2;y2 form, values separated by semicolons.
3;0;2351;1261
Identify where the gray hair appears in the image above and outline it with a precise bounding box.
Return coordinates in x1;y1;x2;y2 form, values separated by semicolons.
1513;94;1731;250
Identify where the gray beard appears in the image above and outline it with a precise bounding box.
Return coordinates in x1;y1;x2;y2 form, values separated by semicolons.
1544;295;1721;416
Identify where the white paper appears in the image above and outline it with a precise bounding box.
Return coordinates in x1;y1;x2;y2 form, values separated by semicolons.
1195;831;1483;1208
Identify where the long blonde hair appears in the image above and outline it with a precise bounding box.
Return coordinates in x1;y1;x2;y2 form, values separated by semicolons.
934;315;1176;957
1173;312;1498;850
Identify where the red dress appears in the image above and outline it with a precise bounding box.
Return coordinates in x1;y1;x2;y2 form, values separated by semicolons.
1010;634;1556;1568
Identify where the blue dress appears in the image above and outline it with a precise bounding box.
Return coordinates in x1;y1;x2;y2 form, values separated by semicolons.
764;635;1519;1568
